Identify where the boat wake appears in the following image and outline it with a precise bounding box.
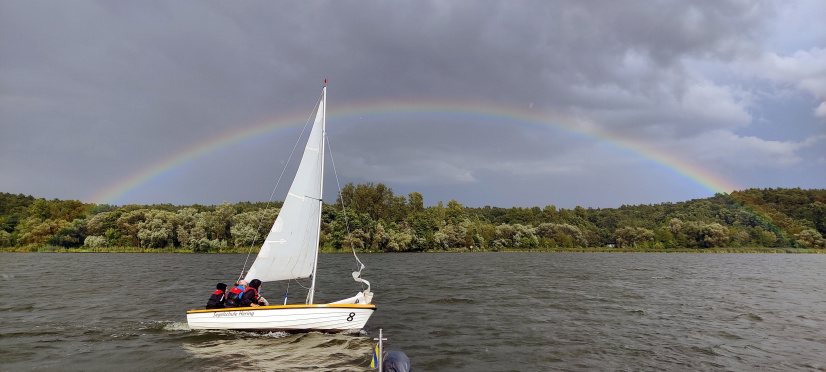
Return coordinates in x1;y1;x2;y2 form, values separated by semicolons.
162;322;191;331
181;331;374;371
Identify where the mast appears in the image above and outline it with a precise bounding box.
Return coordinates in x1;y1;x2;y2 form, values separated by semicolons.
307;83;326;304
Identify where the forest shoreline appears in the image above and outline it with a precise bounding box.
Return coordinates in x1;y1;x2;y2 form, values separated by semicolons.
1;246;821;254
3;187;824;253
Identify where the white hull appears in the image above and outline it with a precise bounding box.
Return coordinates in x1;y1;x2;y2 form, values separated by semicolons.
186;304;375;333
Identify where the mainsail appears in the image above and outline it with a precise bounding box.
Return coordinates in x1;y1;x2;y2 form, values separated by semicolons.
244;87;326;283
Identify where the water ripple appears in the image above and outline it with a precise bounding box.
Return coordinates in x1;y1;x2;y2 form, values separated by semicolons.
1;252;825;371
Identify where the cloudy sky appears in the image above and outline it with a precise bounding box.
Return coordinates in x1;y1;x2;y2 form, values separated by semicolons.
2;1;824;209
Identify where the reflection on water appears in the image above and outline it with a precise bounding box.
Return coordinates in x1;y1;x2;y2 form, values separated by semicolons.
182;331;374;371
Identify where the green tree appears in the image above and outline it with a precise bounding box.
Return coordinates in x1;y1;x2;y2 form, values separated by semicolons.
50;218;86;247
408;192;424;213
136;210;179;249
337;182;395;222
653;228;674;249
492;224;536;250
116;209;149;247
795;229;825;249
435;222;467;250
84;235;108;249
230;208;279;248
0;230;11;246
86;212;113;236
536;223;587;247
613;227;654;248
445;199;466;224
700;223;729;247
542;205;560;224
15;217;69;246
200;202;235;241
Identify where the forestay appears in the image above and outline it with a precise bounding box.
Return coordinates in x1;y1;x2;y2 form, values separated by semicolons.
244;89;326;283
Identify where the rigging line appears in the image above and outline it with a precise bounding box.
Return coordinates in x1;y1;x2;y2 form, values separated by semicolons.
325;134;367;282
238;90;324;282
293;277;312;290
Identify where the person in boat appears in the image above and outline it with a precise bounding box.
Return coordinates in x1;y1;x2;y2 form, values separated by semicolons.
239;279;268;307
205;282;227;309
225;280;246;307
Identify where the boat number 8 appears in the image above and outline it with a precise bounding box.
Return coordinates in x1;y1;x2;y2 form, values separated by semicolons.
347;312;355;322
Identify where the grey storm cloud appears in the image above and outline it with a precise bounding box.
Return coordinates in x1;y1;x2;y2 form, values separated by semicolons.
1;0;824;208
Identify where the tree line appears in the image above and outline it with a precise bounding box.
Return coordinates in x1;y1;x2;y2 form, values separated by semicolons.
1;186;824;252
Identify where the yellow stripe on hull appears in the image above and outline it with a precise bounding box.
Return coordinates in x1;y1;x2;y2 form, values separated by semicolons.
187;303;375;314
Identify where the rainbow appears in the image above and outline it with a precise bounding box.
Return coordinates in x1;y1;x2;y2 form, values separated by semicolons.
87;98;740;205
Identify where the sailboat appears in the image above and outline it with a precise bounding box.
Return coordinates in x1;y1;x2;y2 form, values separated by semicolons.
186;85;375;332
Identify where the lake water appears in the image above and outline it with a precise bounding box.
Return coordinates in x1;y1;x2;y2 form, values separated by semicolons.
1;252;824;371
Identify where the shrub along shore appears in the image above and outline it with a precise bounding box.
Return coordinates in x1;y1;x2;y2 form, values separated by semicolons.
1;186;824;253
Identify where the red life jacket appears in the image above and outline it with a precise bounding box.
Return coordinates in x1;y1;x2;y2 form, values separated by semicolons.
242;287;259;299
212;289;225;296
229;286;243;295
